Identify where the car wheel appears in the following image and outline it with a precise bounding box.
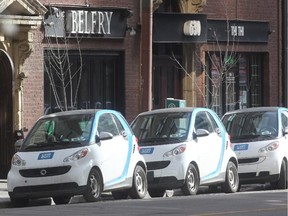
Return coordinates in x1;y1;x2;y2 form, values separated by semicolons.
181;163;199;195
271;160;287;189
222;161;239;193
83;168;102;202
112;190;129;200
52;196;71;205
148;189;166;198
10;198;29;207
129;165;148;199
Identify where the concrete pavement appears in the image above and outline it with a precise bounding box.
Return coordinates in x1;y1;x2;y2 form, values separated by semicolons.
0;179;11;208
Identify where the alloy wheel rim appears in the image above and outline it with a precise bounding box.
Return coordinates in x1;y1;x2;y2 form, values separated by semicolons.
187;169;196;191
228;167;236;189
90;175;99;197
135;172;145;195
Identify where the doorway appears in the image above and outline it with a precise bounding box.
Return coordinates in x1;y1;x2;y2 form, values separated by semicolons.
0;49;14;178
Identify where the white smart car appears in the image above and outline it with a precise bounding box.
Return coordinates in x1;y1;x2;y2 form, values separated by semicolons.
222;107;288;189
8;109;147;207
131;107;239;197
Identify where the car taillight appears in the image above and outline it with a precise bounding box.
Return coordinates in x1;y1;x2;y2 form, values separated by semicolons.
134;137;140;152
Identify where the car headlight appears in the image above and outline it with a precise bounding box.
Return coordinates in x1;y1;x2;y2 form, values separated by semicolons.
163;144;186;157
63;148;89;162
11;154;26;166
259;142;279;153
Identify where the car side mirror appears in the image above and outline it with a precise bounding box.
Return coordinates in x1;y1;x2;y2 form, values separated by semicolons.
96;131;113;142
15;139;23;151
196;129;210;137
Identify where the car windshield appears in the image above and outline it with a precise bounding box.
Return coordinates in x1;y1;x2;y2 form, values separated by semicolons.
222;111;279;141
21;114;94;151
131;112;191;146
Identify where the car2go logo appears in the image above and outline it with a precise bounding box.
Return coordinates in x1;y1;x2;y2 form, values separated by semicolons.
38;152;54;160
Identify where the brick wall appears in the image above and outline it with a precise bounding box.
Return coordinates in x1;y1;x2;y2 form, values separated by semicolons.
201;0;282;106
22;0;141;130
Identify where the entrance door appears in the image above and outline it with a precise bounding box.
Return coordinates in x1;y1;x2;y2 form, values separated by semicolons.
0;49;14;178
153;57;183;109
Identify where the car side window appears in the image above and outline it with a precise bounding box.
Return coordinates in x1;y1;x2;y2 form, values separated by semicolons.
281;111;288;129
206;112;220;133
97;114;120;136
195;112;213;133
112;114;125;135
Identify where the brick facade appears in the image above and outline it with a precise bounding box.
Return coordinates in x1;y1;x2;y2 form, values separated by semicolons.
21;0;141;132
202;0;282;107
17;0;285;132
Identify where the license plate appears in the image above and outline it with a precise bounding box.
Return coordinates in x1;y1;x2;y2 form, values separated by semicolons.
38;152;54;160
139;147;154;155
234;144;248;151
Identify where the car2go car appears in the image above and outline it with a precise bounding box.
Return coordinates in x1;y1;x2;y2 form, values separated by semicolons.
222;107;288;189
131;107;239;197
8;109;147;207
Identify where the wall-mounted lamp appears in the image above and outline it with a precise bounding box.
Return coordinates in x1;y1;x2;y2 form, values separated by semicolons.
268;29;275;35
127;26;136;36
126;23;141;36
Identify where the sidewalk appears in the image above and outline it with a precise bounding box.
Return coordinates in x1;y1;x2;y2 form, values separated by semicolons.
0;179;11;208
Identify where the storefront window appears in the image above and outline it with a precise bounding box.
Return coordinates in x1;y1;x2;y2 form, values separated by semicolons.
44;50;125;115
206;53;263;116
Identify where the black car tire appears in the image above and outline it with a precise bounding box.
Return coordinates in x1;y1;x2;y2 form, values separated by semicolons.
222;161;239;193
83;168;102;202
271;160;287;189
181;163;199;195
129;165;148;199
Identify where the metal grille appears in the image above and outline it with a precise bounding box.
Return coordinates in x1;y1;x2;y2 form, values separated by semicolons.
19;166;71;177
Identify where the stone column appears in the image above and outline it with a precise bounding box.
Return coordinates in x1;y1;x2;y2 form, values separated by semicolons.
179;0;206;107
12;29;33;131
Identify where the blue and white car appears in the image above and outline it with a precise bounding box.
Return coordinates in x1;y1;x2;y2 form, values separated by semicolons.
131;107;239;197
8;109;147;207
222;107;288;189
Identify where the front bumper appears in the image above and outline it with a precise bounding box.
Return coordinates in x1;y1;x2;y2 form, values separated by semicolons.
145;159;187;190
238;156;282;184
9;183;86;199
7;163;91;199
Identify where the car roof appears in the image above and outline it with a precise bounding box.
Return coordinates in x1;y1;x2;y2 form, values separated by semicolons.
136;107;200;116
223;107;286;116
40;109;104;119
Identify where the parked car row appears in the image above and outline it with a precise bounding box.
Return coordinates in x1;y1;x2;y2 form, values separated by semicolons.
222;107;288;190
7;107;288;207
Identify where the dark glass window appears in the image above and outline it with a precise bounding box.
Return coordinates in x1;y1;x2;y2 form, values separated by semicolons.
44;50;125;115
206;53;263;116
